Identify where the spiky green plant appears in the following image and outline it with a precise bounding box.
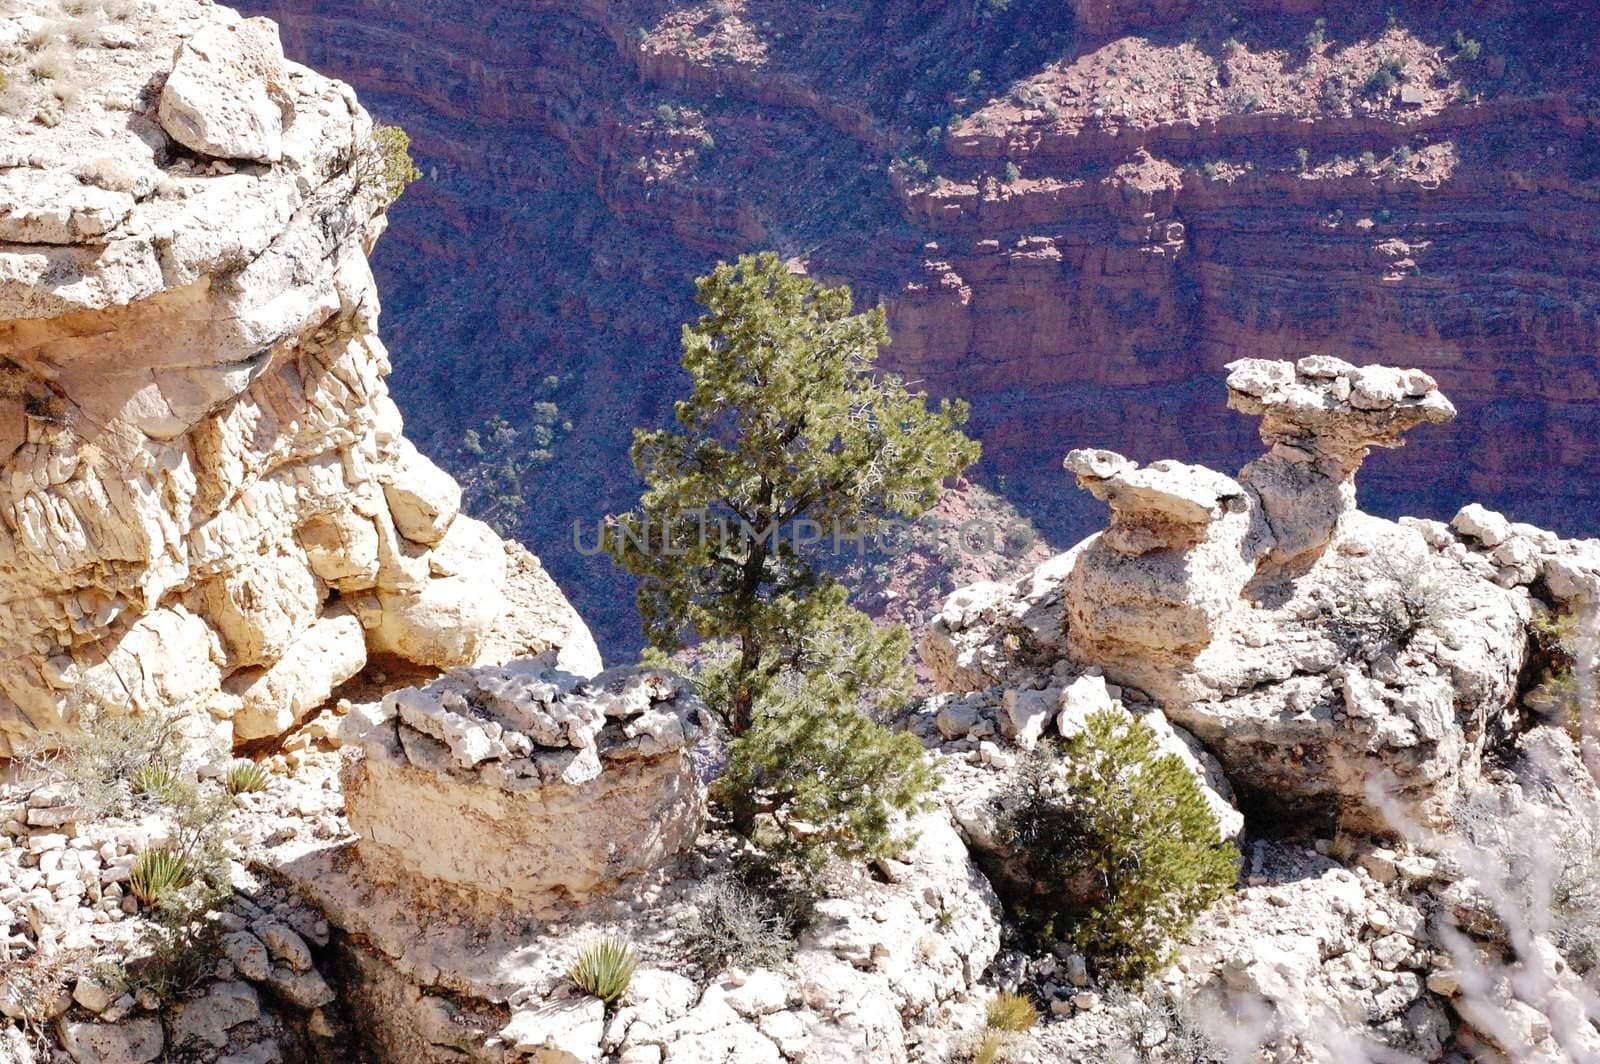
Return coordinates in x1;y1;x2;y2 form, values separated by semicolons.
986;992;1039;1032
129;848;196;907
225;761;268;796
129;763;179;799
568;936;637;1005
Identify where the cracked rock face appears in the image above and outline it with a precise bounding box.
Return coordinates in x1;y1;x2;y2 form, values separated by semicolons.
0;0;597;758
339;662;707;912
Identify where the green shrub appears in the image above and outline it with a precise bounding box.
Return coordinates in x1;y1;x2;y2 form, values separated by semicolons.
368;125;421;205
1452;30;1481;61
1360;150;1378;168
656;102;678;126
23;711;183;818
986;992;1039;1032
968;69;984;87
129;848;196;907
1303;18;1326;50
1295;146;1310;171
225;761;268;796
679;873;795;972
1364;56;1406;96
569;936;637;1005
997;711;1238;982
1003;161;1021;184
716;688;933;877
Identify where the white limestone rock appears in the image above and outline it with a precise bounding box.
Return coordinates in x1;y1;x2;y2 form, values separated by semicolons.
158;20;294;163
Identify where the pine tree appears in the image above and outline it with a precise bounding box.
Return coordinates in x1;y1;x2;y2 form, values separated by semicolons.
1001;710;1239;981
607;252;979;870
606;251;979;735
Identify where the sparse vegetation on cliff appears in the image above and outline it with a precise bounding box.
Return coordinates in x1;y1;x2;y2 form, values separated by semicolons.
367;124;422;204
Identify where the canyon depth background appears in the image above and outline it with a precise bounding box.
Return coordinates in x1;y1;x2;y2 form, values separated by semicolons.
234;0;1600;654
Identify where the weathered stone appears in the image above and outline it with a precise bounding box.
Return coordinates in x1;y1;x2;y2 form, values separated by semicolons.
158;20;293;163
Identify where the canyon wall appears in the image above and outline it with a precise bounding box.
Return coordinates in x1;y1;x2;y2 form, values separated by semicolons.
231;0;1600;652
0;0;597;759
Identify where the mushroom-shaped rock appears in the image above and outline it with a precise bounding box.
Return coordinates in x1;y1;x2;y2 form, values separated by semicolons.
1065;449;1251;555
1063;451;1264;675
1227;358;1456;561
158;19;294;163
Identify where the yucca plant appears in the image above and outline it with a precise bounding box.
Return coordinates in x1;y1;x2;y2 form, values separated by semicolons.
225;761;268;796
986;992;1039;1033
568;936;637;1005
129;848;195;907
129;763;179;799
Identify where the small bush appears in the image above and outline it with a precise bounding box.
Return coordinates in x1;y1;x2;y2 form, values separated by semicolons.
1452;30;1482;62
986;992;1039;1032
367;125;421;204
1295;146;1310;171
225;761;268;796
23;711;184;819
997;711;1238;982
130;848;196;907
679;874;795;972
1003;161;1020;184
715;692;933;878
1364;56;1406;96
1304;18;1326;50
656;102;677;126
968;69;984;87
569;936;637;1005
1360;150;1378;168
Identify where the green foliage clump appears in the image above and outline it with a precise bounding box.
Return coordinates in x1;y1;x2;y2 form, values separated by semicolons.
1003;161;1021;184
1303;17;1326;50
1452;30;1482;62
569;936;637;1005
713;621;934;875
998;711;1238;982
1295;146;1310;171
605;252;977;873
130;763;180;801
1364;55;1406;96
225;761;269;796
368;125;422;204
679;873;796;972
129;848;196;907
457;387;571;537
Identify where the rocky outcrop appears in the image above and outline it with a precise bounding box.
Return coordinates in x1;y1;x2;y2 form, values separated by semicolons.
924;360;1578;833
0;0;596;759
340;661;706;914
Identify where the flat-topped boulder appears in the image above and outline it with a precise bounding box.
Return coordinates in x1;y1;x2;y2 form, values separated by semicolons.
340;662;707;913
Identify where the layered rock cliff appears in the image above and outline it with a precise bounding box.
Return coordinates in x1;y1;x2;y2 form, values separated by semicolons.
0;0;598;760
229;0;1600;653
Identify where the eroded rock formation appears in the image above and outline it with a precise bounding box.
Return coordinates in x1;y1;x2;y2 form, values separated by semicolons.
927;359;1596;832
0;0;597;759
